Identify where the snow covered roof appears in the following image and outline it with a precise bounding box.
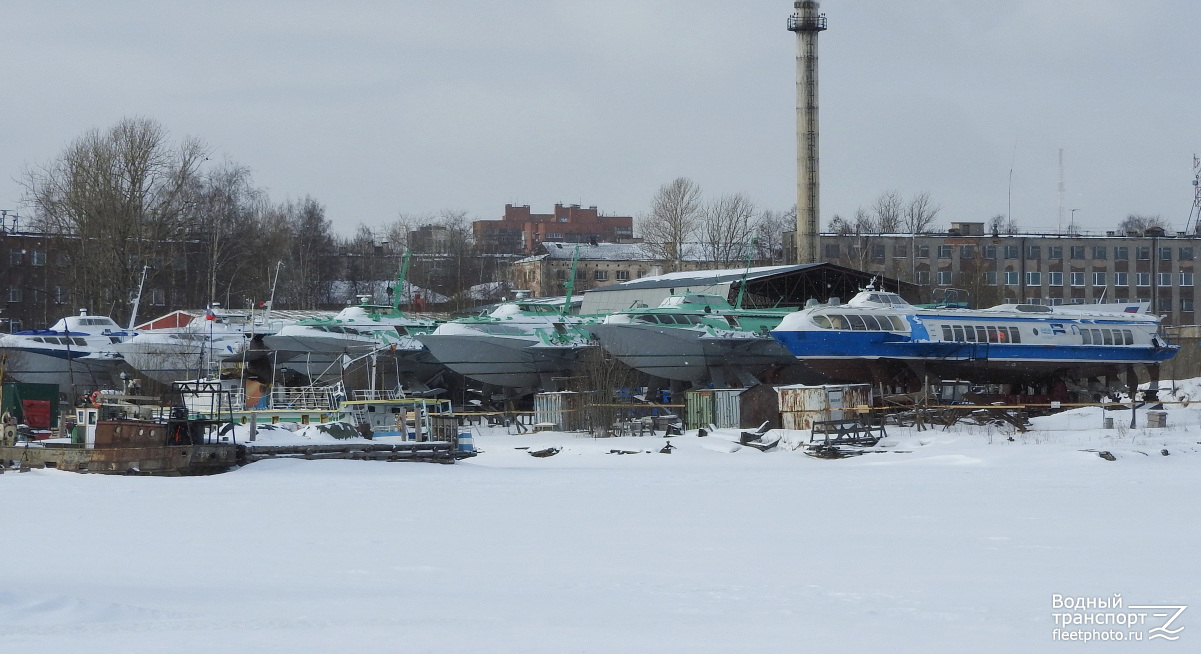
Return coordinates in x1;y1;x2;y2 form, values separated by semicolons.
585;263;825;293
535;242;658;261
466;281;514;301
328;280;450;305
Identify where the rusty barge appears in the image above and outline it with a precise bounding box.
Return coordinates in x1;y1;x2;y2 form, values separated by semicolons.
0;387;238;475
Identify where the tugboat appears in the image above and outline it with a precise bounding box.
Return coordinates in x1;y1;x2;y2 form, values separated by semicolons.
0;381;238;475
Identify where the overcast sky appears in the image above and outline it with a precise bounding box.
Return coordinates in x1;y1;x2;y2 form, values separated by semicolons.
2;1;1198;237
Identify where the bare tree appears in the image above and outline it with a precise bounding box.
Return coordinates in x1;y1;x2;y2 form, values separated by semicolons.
1118;214;1169;234
827;214;853;235
752;206;794;264
903;192;941;234
187;160;268;305
699;193;756;268
987;213;1019;235
638;177;702;271
852;207;879;234
872;190;904;233
273;196;336;309
21;116;206;321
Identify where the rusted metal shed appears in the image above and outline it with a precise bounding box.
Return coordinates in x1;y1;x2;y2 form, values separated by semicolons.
778;384;872;430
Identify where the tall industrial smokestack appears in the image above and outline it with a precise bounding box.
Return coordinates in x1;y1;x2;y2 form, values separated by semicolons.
788;1;826;263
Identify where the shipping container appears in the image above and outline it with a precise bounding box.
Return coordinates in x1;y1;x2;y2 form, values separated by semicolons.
684;389;714;430
534;391;583;431
778;384;872;430
711;389;744;429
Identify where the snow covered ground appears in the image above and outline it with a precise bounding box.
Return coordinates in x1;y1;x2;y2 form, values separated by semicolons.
1;398;1198;652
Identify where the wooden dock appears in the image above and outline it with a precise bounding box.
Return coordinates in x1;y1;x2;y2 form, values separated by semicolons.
238;441;461;464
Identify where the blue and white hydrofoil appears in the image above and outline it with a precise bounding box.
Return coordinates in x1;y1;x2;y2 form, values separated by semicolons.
771;289;1178;390
0;310;134;395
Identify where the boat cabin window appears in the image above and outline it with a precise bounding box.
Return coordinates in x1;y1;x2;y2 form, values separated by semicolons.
1082;328;1134;346
943;324;1019;343
394;326;409;336
812;313;906;331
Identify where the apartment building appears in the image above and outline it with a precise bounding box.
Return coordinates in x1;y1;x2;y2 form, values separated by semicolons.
818;222;1198;325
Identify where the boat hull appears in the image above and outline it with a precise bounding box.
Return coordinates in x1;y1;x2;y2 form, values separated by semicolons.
586;324;794;386
771;329;1177;385
416;333;590;390
0;348;122;394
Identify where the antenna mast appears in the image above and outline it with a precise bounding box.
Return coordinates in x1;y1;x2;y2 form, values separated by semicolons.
1057;148;1065;233
1188;155;1201;234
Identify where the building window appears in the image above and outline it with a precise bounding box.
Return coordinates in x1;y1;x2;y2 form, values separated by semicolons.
1070;272;1085;286
1159;247;1173;261
1114;272;1128;286
1047;297;1063;306
1048;272;1063;286
1091;246;1106;260
1004;271;1019;285
149;288;166;306
1026;271;1042;285
54;286;68;304
915;270;930;285
1026;246;1041;259
959;245;974;259
615;270;630;281
982;245;997;259
31;250;46;266
1004;245;1019;259
824;244;840;258
1158;272;1173;286
1181;247;1194;261
637;270;647;278
937;245;952;259
1180;272;1193;287
1071;298;1085;304
1114;246;1128;260
1182;299;1194;312
1048;246;1063;259
1160;297;1174;312
9;249;22;265
1136;272;1150;286
1070;246;1085;259
1136;246;1151;260
7;288;21;303
871;244;885;260
1093;272;1107;286
985;271;997;285
893;244;908;258
916;245;930;258
555;270;566;281
594;270;608;281
937;270;953;285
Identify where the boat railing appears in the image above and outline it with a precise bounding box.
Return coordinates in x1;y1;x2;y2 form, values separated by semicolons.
351;388;403;401
270;381;346;410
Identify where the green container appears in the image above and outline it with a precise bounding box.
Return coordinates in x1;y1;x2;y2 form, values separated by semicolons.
1;382;61;429
684;389;714;430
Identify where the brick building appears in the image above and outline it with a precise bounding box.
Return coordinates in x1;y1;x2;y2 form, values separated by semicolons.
510;242;707;297
473;204;635;254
